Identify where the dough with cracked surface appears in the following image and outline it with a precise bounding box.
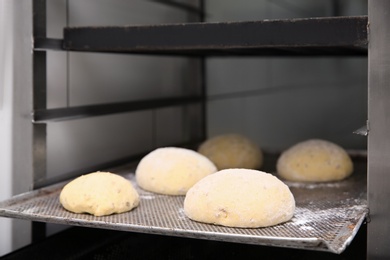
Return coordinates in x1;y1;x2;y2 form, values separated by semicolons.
135;147;217;195
276;139;353;182
60;171;139;217
184;168;295;228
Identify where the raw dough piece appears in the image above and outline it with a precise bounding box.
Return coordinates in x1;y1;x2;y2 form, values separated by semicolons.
60;171;139;217
184;168;295;228
135;147;217;195
276;139;353;182
198;134;263;170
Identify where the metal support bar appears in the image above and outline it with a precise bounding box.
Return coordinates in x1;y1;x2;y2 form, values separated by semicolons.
148;0;204;15
32;0;47;189
33;96;203;123
32;0;47;242
367;0;390;259
34;37;63;51
199;0;206;141
62;16;368;56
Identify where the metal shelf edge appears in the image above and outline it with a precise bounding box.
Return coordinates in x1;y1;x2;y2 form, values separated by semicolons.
62;16;368;56
32;96;203;123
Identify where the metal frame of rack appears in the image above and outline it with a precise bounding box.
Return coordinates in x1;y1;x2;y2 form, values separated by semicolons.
367;1;390;258
5;0;390;258
31;0;48;242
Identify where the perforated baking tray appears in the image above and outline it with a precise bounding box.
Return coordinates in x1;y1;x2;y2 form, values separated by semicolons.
0;155;367;254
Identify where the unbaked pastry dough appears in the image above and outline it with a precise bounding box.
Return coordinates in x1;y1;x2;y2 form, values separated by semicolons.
59;171;139;217
184;168;295;228
276;139;353;182
135;147;217;195
198;134;263;170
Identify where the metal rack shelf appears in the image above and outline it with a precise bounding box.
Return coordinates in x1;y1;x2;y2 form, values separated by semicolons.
34;16;368;56
32;95;202;123
0;154;368;254
57;16;368;56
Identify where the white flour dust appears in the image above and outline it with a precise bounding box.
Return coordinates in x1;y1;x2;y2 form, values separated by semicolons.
140;195;156;200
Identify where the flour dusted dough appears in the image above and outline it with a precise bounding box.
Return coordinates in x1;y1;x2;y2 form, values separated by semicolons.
135;147;217;195
198;134;263;170
184;168;295;228
276;139;353;182
60;171;139;217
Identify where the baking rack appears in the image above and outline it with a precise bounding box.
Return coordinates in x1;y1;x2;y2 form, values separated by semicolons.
19;0;379;256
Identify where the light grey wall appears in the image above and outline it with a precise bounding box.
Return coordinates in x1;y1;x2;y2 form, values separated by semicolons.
0;0;34;255
205;0;367;152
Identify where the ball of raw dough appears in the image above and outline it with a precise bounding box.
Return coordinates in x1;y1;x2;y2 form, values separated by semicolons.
135;147;217;195
184;168;295;228
59;171;139;217
198;134;263;170
276;139;353;182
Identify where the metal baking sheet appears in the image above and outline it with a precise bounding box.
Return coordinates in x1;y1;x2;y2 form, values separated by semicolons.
0;156;367;254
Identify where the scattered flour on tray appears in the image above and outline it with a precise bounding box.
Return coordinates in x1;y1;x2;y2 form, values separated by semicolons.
285;181;345;189
288;204;367;233
140;195;156;200
178;208;187;220
22;206;40;214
